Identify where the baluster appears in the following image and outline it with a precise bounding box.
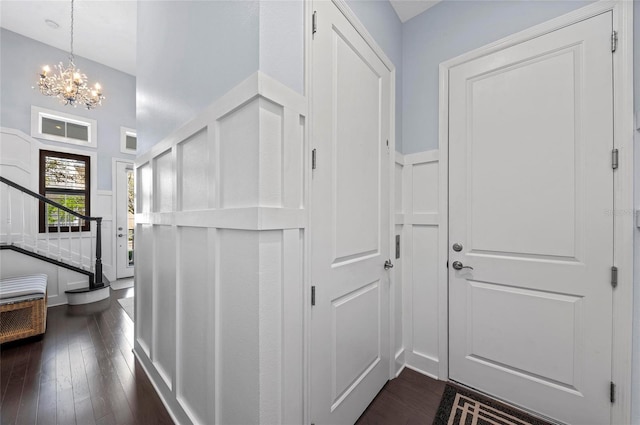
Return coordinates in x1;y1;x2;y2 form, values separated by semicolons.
6;186;12;245
21;192;26;248
35;197;40;252
68;210;72;265
34;197;38;252
56;207;62;261
79;218;84;269
45;203;50;256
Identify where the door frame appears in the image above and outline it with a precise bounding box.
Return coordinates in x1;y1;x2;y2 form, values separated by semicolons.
304;0;397;422
112;158;135;279
437;1;634;423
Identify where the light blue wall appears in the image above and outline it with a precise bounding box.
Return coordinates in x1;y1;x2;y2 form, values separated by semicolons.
346;0;403;152
259;0;305;95
402;0;594;154
0;28;136;190
136;0;260;154
137;0;402;153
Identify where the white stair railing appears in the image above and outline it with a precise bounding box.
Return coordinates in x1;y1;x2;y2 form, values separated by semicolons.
0;176;104;289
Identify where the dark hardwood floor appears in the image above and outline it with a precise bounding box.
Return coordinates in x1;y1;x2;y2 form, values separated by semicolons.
356;368;446;425
0;287;173;425
2;286;445;425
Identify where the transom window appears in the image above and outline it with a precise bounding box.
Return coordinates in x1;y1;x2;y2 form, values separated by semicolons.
31;106;97;148
39;150;91;232
120;127;137;154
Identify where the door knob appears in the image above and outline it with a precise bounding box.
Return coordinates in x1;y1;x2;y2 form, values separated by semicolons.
384;259;394;270
452;261;473;270
118;233;124;237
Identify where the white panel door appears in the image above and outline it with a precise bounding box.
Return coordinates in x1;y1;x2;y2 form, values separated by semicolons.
310;1;392;423
116;161;134;278
449;12;614;425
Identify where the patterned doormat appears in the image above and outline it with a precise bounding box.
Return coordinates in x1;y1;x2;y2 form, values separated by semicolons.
433;384;552;425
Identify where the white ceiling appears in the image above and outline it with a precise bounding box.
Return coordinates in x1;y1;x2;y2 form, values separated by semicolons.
1;0;137;76
389;0;442;23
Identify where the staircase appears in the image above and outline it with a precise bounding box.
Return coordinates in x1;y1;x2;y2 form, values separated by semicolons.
0;176;109;304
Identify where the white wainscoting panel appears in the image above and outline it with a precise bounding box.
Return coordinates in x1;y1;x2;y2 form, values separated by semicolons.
136;224;153;357
134;72;307;425
396;150;446;379
153;224;176;389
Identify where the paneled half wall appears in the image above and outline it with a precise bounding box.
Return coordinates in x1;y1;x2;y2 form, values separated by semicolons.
134;72;307;425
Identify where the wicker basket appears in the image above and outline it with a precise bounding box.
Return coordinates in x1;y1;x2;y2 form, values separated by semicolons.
0;291;47;344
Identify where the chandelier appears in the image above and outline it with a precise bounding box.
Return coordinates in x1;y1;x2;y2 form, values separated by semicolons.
37;0;104;109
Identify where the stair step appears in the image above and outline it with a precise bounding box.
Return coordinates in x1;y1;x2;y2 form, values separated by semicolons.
65;283;110;294
66;286;110;305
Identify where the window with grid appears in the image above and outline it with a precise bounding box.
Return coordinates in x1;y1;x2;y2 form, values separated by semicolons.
39;150;90;232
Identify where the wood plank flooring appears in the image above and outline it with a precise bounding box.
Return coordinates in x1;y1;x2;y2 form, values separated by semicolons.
0;287;172;425
356;368;447;425
2;286;446;425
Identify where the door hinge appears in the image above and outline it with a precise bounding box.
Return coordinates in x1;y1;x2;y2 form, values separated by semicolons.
611;266;618;288
611;30;618;53
612;148;619;170
312;148;317;170
311;285;316;306
610;381;616;403
312;11;317;36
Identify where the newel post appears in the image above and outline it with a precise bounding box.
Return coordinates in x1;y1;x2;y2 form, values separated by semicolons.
93;217;103;288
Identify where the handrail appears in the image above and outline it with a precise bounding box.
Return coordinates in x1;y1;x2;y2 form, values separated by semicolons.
0;176;99;222
1;175;104;289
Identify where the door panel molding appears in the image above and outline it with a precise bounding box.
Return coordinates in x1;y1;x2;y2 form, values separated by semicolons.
438;2;633;423
308;0;396;423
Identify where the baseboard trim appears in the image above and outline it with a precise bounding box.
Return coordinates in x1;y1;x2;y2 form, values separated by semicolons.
404;363;439;381
394;348;405;377
133;344;187;425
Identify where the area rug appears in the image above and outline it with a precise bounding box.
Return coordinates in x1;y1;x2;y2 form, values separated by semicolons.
117;296;134;321
433;384;551;425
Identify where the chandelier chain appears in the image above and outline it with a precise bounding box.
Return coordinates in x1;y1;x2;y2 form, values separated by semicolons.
69;0;74;63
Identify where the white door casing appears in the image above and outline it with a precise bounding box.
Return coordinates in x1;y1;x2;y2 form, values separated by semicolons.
309;0;393;423
448;11;614;425
116;160;134;278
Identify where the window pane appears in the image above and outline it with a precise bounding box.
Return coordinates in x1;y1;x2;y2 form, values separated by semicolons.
42;117;66;137
45;193;86;226
66;122;89;141
45;156;86;190
126;135;137;150
127;169;135;265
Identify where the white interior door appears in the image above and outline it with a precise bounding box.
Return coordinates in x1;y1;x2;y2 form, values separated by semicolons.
116;161;135;279
448;12;614;425
310;1;392;423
